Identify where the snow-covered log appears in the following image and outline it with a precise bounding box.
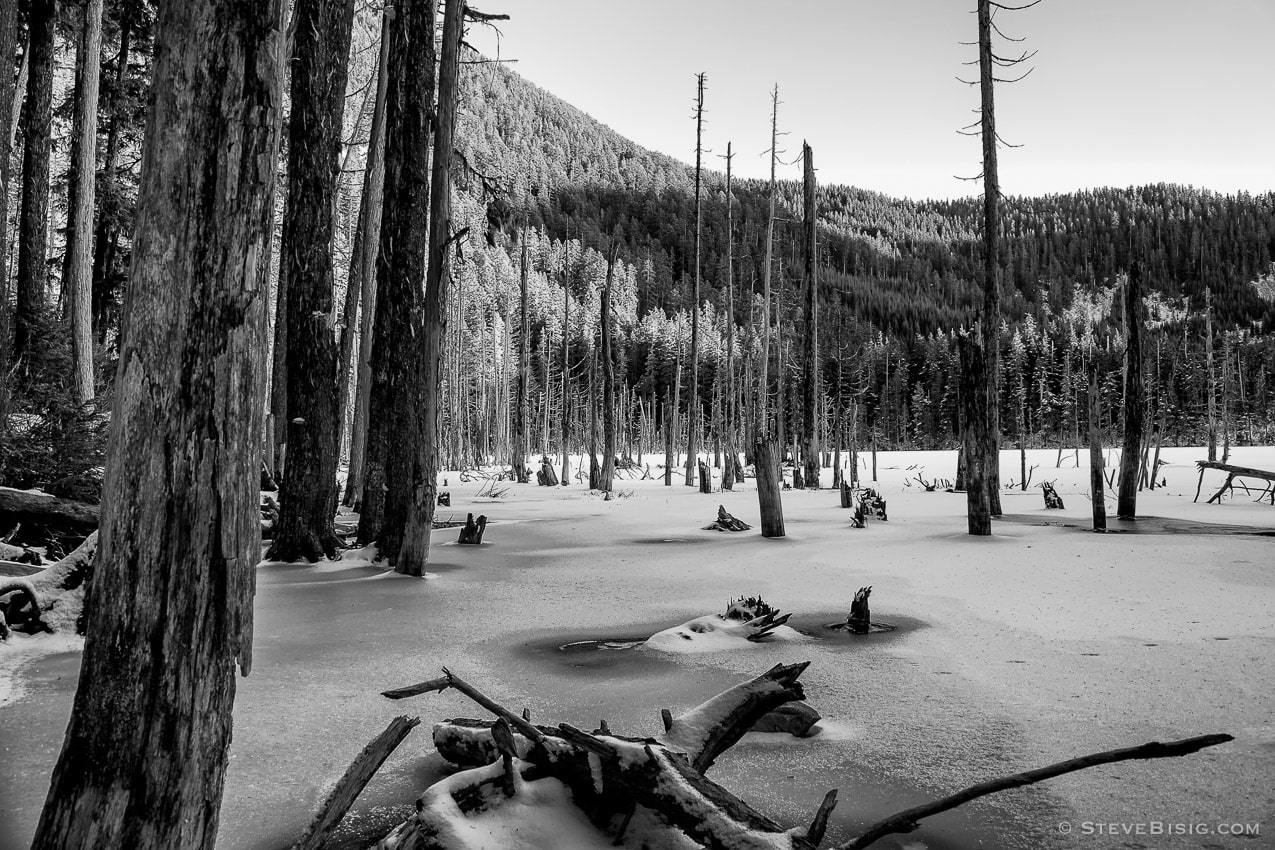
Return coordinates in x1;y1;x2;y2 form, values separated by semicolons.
0;486;99;537
0;531;97;637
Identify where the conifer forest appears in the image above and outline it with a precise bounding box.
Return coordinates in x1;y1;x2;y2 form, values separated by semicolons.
0;2;1271;849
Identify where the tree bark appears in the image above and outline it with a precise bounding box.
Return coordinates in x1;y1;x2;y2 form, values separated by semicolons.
685;73;704;486
754;439;785;538
1088;361;1107;531
801;141;820;489
30;0;283;844
511;222;531;482
0;0;21;369
560;280;571;486
267;0;355;563
357;0;436;560
1205;288;1216;461
64;0;105;403
89;2;133;340
13;0;57;368
342;7;392;508
600;246;617;492
1117;262;1144;519
959;335;992;535
396;0;461;573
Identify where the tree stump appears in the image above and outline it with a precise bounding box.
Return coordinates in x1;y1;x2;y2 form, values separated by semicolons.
698;460;712;494
703;505;751;532
457;513;487;545
437;491;451;507
848;586;872;634
536;457;558;487
850;504;866;529
839;479;853;509
1041;482;1064;509
859;488;887;521
791;465;805;490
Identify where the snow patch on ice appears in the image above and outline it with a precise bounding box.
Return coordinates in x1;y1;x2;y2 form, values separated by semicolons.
0;632;83;708
643;615;806;655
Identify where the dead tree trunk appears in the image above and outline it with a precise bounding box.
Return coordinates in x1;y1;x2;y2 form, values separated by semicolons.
600;247;617;492
685;73;705;487
754;440;785;538
959;335;992;535
13;0;57;369
30;0;282;843
511;223;531;483
395;0;458;574
722;142;736;492
1088;361;1107;532
1117;263;1144;519
801;141;821;489
269;0;355;563
1205;288;1217;461
357;0;436;563
65;0;105;403
0;0;19;343
341;7;392;508
560;282;571;487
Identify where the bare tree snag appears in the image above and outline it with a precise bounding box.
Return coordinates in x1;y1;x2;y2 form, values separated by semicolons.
511;223;531;483
0;0;19;318
457;513;487;545
959;334;992;535
1088;361;1107;532
848;586;871;634
836;734;1233;850
293;716;420;850
600;245;617;492
1041;481;1064;509
754;440;786;538
698;459;712;493
1117;263;1144;519
30;0;283;843
801;141;821;489
686;72;705;487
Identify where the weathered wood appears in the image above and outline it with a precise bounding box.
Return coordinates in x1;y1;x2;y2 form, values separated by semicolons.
836;734;1234;850
1;532;98;636
698;459;713;494
1195;461;1275;505
1117;262;1145;519
30;0;282;843
0;487;100;534
456;513;486;545
801;142;821;490
1041;481;1065;509
754;440;785;538
848;586;872;634
293;716;420;850
1088;361;1107;531
839;478;853;508
807;789;839;846
703;505;751;532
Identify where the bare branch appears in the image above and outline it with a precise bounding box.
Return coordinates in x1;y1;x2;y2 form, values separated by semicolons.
990;0;1042;10
993;66;1036;84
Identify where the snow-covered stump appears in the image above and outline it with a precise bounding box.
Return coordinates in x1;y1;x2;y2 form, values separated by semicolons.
847;586;872;635
0;531;98;638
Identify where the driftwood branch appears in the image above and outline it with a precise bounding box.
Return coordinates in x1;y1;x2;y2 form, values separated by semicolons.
835;734;1234;850
292;716;420;850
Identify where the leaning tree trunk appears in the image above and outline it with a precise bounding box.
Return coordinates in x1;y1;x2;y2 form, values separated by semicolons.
342;7;391;508
357;0;436;557
13;0;57;368
267;0;354;563
30;1;283;845
1117;262;1144;519
64;0;105;404
396;0;460;573
801;141;820;489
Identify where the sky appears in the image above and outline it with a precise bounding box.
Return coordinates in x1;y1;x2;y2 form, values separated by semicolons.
467;0;1275;201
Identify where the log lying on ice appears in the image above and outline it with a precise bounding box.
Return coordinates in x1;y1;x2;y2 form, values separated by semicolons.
0;487;100;535
293;715;420;850
661;661;809;772
0;532;98;637
835;734;1234;850
703;505;751;532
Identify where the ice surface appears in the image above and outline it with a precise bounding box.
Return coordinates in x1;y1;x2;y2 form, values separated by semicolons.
0;447;1272;850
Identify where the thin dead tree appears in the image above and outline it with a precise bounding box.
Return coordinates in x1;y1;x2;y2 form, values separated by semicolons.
754;84;785;538
269;0;356;562
721;141;737;490
29;0;284;844
801;141;820;489
511;220;531;482
0;0;18;327
686;72;705;487
600;244;618;492
957;0;1039;533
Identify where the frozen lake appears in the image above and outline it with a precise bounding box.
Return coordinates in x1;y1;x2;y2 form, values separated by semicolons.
2;447;1272;849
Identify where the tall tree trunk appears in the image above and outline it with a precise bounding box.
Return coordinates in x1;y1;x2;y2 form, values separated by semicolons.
722;141;736;491
0;0;17;377
1117;262;1144;519
342;7;391;508
30;0;283;845
1205;288;1216;460
512;222;530;482
801;141;820;489
560;281;570;486
685;72;704;487
396;0;461;573
973;0;1003;529
268;0;355;562
600;246;616;492
65;0;105;404
13;0;57;369
753;88;784;535
1088;361;1107;531
89;3;132;340
960;334;992;535
357;0;436;555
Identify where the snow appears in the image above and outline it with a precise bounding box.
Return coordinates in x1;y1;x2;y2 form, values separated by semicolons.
644;614;807;654
0;446;1272;850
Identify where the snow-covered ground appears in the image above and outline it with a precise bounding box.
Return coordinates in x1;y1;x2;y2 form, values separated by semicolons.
1;446;1272;849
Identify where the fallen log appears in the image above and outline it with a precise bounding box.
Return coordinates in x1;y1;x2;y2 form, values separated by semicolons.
293;716;421;850
0;541;41;565
0;488;99;546
0;531;98;637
